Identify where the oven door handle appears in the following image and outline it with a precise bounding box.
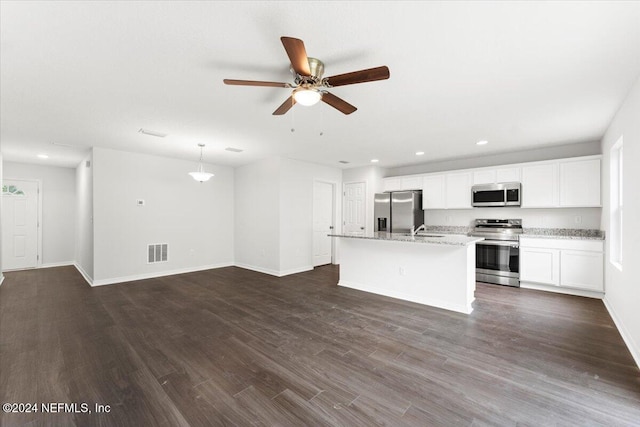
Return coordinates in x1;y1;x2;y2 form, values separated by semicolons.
477;240;519;248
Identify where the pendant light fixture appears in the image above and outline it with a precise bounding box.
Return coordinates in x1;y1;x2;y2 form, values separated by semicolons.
188;143;214;182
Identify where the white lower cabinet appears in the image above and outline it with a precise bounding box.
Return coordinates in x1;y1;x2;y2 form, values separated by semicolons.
520;248;560;286
520;237;604;293
560;250;604;291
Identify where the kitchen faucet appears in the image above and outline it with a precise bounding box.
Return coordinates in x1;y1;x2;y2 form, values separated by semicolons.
411;224;426;236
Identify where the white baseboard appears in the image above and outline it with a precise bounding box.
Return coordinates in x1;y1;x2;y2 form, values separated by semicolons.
520;282;604;299
234;262;313;277
603;297;640;369
90;262;235;286
73;262;94;286
40;261;75;269
338;280;474;315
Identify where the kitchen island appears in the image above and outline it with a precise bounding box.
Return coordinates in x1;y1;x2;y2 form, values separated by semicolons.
330;232;484;314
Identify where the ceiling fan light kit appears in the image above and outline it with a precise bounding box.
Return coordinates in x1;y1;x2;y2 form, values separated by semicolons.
223;36;390;115
189;143;214;183
293;87;322;106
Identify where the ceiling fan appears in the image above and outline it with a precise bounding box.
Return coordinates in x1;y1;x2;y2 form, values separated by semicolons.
223;36;390;115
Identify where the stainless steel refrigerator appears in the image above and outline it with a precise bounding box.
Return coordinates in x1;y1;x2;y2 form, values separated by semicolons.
374;191;423;233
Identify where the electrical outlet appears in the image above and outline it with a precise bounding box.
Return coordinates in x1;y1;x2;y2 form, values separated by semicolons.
574;215;582;224
136;199;145;206
399;267;406;276
446;215;452;223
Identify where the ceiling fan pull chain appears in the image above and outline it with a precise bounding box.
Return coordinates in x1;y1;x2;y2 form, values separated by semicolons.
319;106;324;136
290;98;296;132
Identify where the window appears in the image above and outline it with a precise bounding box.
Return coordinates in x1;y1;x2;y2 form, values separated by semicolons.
610;136;623;270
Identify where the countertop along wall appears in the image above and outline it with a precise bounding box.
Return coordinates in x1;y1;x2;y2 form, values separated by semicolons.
4;160;76;267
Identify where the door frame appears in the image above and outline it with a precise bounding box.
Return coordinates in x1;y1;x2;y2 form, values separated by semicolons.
342;180;367;235
2;177;43;270
312;179;337;265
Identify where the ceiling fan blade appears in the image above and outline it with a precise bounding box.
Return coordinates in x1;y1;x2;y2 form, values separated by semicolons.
321;92;357;115
223;79;290;88
273;96;296;115
325;66;390;87
281;37;311;76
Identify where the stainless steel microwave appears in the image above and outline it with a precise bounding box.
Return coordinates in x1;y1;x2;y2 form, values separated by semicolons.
471;182;521;207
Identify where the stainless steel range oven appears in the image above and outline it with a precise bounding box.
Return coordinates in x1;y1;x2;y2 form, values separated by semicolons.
472;219;522;287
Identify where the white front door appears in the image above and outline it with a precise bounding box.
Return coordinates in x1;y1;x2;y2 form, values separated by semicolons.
2;179;39;270
313;181;334;267
343;182;366;236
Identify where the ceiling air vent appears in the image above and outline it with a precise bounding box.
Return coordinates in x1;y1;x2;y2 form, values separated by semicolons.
339;160;350;164
138;128;168;138
225;147;244;153
148;243;168;263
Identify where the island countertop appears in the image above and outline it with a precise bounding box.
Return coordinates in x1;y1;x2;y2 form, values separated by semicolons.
329;232;484;246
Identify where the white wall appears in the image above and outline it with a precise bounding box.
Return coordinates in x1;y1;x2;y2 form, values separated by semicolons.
424;207;602;230
91;147;234;284
235;156;342;276
0;154;3;284
75;152;94;281
601;75;640;367
386;140;601;176
279;158;342;274
234;157;281;275
342;165;384;234
4;161;76;266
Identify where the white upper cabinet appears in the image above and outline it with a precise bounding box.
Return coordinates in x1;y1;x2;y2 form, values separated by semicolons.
422;174;446;209
400;176;423;191
382;176;423;192
392;155;600;210
559;158;601;207
473;170;496;185
521;163;559;208
496;167;521;183
382;177;401;192
473;167;521;185
445;172;472;209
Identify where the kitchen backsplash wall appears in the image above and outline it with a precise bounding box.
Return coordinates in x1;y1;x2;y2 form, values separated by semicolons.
424;207;601;229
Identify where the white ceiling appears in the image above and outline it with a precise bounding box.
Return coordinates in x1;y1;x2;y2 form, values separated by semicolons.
1;1;640;169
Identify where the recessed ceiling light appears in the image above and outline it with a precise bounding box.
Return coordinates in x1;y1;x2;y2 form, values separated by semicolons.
476;140;489;146
416;151;425;156
37;154;49;159
339;160;350;164
371;159;379;163
225;147;244;153
138;128;168;138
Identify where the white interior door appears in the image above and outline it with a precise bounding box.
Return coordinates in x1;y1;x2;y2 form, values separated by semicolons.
343;182;366;236
2;179;39;270
313;181;334;267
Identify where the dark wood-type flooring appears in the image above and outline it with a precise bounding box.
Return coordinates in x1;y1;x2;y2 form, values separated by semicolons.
1;265;639;426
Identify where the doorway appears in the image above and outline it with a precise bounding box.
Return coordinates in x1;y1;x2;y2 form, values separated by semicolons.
2;179;40;270
313;181;335;267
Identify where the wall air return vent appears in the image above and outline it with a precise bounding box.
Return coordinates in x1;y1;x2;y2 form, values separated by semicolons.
148;243;168;263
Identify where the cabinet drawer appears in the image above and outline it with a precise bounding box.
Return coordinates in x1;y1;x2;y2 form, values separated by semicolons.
520;237;603;252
